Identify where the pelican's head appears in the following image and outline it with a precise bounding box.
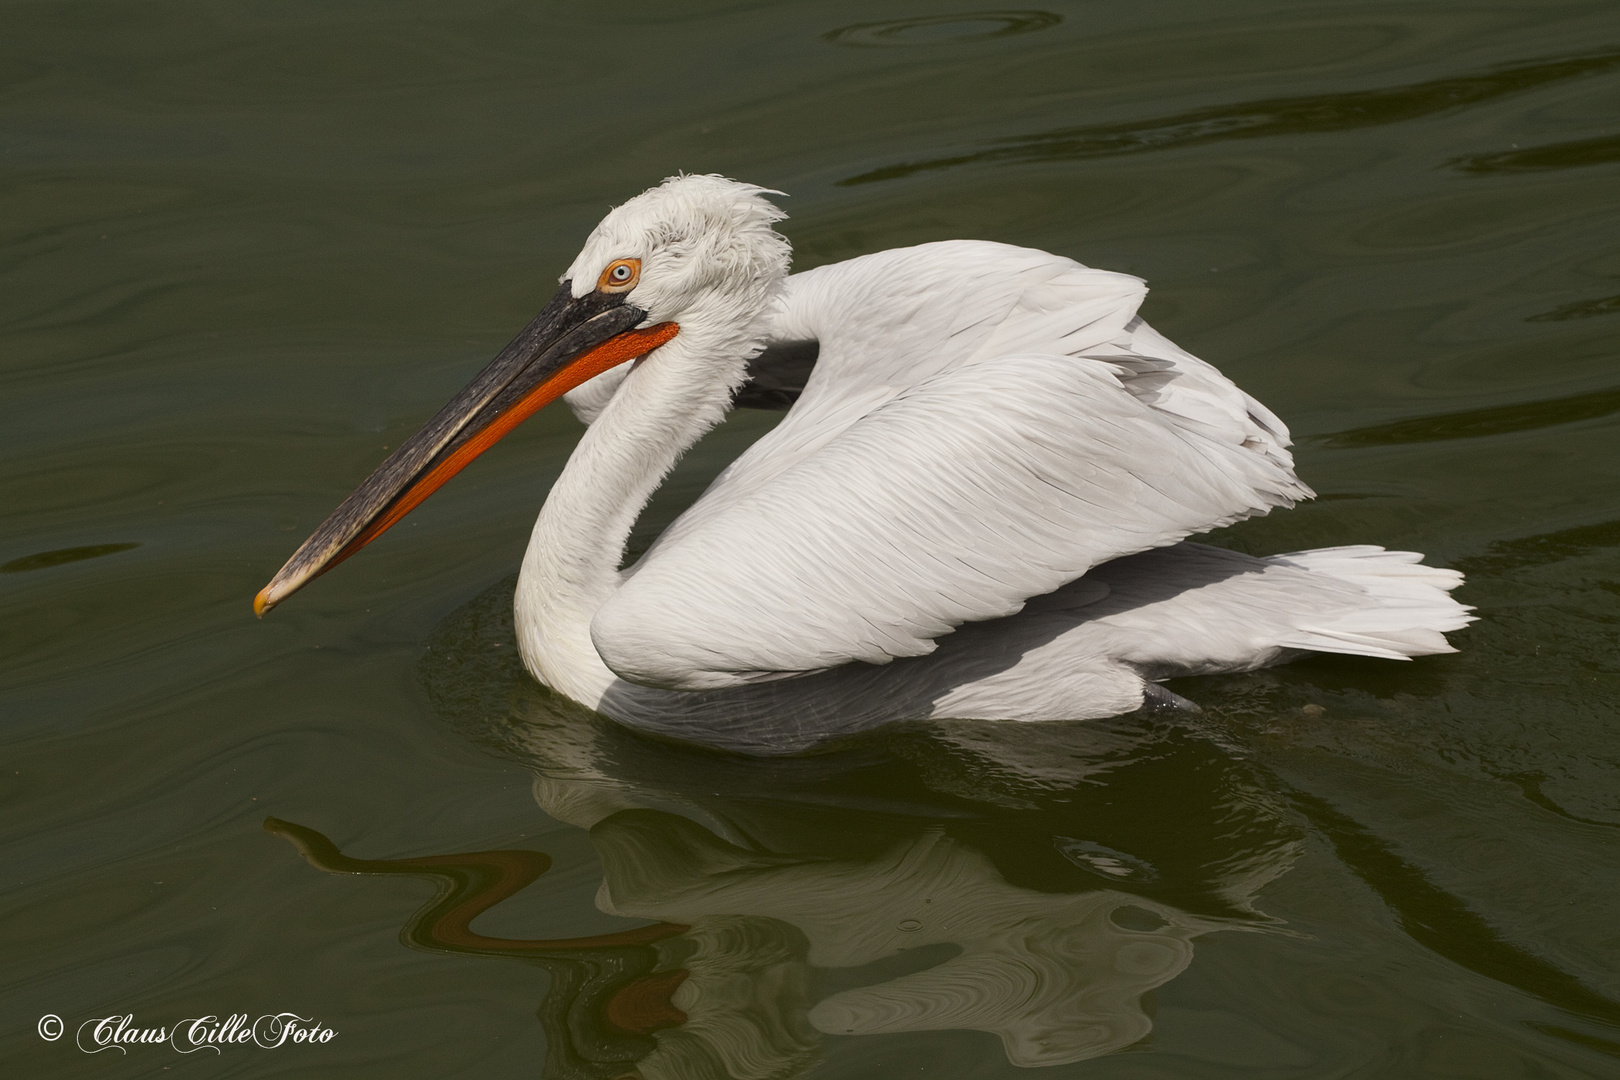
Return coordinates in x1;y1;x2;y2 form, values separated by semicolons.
253;174;789;616
566;173;790;328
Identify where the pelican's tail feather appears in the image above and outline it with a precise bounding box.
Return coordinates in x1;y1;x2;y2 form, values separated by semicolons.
1266;545;1474;660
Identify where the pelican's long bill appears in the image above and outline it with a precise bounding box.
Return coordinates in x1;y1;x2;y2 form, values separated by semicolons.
254;283;678;617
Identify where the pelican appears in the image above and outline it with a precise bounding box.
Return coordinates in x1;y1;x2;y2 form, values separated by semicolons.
256;174;1472;752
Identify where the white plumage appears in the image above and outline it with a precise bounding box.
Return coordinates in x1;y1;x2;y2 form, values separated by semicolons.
247;173;1466;752
485;174;1474;751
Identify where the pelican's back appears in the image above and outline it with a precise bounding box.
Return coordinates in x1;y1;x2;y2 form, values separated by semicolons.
594;242;1313;691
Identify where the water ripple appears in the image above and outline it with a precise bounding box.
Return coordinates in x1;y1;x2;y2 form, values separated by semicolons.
839;47;1620;185
1313;386;1620;448
1;542;139;574
1526;292;1620;322
1451;133;1620;174
1289;789;1620;1027
822;11;1061;49
1456;518;1620;576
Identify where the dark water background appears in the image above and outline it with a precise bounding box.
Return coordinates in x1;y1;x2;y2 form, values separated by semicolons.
4;1;1619;1076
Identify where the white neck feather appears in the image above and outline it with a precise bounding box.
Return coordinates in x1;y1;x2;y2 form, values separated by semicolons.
514;316;757;705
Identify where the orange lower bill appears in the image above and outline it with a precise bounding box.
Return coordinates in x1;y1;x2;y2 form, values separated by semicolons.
253;320;678;617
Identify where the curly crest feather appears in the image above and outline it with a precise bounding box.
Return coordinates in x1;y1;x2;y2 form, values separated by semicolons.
565;174;791;325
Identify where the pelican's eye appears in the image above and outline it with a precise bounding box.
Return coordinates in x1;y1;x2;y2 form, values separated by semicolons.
598;258;641;293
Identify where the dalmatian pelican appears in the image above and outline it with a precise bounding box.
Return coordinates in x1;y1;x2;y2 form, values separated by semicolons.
255;174;1470;751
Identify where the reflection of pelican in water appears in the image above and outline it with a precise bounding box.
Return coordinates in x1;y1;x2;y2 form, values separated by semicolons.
256;174;1470;752
584;814;1268;1071
273;814;1266;1076
275;627;1302;1077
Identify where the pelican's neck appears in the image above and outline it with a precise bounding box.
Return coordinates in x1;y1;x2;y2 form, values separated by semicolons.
515;320;754;705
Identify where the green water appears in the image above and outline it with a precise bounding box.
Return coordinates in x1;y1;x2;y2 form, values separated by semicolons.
4;1;1619;1075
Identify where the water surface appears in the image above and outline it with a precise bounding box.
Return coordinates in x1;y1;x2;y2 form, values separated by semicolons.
4;1;1619;1076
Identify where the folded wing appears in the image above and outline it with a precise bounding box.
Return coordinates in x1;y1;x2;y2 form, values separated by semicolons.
592;350;1311;690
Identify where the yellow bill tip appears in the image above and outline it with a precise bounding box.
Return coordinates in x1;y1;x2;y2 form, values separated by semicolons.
253;587;273;618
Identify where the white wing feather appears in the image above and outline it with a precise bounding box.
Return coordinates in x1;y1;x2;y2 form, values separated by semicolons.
637;244;1152;548
590;241;1310;690
594;366;1308;690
